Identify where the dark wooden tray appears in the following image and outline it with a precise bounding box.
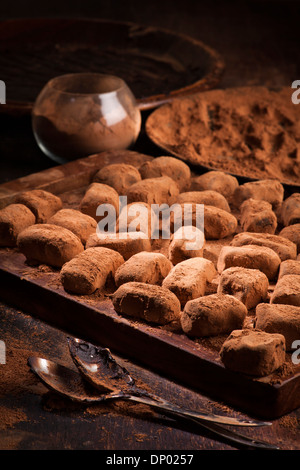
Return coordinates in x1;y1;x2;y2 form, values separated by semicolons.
0;149;299;420
0;17;224;113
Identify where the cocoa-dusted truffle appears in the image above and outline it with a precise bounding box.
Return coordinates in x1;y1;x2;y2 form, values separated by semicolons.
16;189;62;223
255;303;300;351
112;281;181;325
217;266;269;309
17;224;84;267
217;245;281;280
177;190;231;213
61;247;124;294
230;232;297;262
79;182;119;220
280;193;300;226
204;205;237;239
139;156;191;192
168;226;205;265
86;231;151;260
93;163;141;194
279;224;300;253
278;259;300;279
48;208;97;245
114;251;172;287
0;203;35;246
233;179;284;209
162;257;216;305
190;170;239;201
239;198;277;234
270;274;300;306
116;202;157;238
170;204;237;240
220;329;286;377
126;176;179;206
180;294;247;337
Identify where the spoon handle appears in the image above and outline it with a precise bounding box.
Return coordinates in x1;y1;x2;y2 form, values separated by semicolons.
120;392;270;427
116;394;279;450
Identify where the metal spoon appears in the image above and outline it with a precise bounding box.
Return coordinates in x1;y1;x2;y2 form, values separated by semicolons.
28;356;280;450
67;337;270;428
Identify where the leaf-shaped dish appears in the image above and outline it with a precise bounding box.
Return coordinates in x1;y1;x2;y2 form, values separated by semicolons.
146;86;300;189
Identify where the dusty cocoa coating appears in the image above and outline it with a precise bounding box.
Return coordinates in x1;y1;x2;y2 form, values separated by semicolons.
280;193;300;226
270;274;300;306
162;257;217;305
233;179;284;209
116;202;157;238
79;182;119;220
278;259;300;279
0;204;36;247
230;232;297;261
48;208;97;245
114;251;172;287
17;224;84;268
217;245;281;280
217;266;269;309
219;329;286;377
138;156;191;192
177;190;231;213
112;281;181;325
239;198;277;234
168;226;205;265
170;203;237;240
93;163;141;194
190;170;239;200
279;224;300;253
255;303;300;351
126;176;179;206
204;205;237;239
15;189;63;223
180;294;247;337
61;247;124;295
86;231;151;260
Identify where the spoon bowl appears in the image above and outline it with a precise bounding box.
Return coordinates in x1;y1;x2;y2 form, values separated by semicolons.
28;356;111;403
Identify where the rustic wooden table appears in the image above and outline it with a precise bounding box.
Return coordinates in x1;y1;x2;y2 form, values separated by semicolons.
0;0;299;452
1;302;299;451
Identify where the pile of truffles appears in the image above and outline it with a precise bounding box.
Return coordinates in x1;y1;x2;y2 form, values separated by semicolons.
1;155;300;378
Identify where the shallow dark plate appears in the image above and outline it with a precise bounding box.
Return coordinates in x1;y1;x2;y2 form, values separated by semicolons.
146;86;300;194
0;17;224;112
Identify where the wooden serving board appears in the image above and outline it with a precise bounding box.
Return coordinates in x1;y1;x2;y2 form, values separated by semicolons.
0;149;300;420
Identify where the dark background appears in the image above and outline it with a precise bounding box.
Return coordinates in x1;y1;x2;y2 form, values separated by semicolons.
0;0;298;89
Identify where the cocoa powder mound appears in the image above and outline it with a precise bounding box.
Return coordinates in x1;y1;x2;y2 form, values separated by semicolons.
0;406;28;431
146;86;300;185
0;346;38;432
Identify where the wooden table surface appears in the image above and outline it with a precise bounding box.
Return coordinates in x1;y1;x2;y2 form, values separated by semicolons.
0;0;299;451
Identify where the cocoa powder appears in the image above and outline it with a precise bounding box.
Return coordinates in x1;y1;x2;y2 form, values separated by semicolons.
146;86;300;185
